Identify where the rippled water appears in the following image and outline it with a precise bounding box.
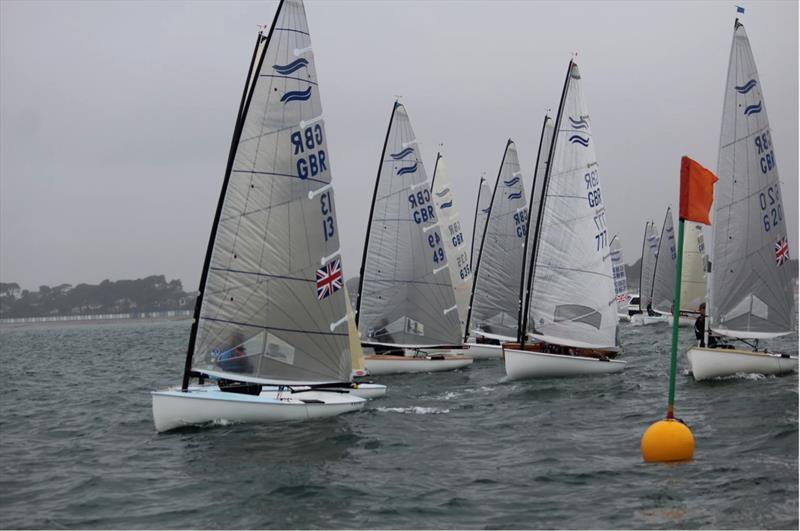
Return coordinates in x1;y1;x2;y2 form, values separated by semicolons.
0;319;797;529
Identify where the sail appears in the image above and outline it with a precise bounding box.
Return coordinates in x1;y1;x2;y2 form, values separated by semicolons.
344;290;365;375
638;221;659;311
357;102;462;347
466;140;528;339
650;208;676;314
430;154;471;333
528;61;617;349
470;177;492;271
610;236;628;313
680;222;707;313
188;0;352;385
710;21;795;338
523;116;556;334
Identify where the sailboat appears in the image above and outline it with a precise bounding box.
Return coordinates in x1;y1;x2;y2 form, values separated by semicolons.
687;19;797;380
430;153;472;336
610;236;631;322
355;101;473;375
503;60;625;379
630;220;664;325
470;176;492;273
463;140;529;359
151;0;367;432
648;207;677;321
677;222;707;327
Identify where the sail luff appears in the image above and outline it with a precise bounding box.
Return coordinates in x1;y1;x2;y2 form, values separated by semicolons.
181;11;281;391
355;101;399;326
469;177;490;271
518;115;553;342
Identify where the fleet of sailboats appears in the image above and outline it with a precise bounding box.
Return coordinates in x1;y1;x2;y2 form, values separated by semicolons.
150;2;796;431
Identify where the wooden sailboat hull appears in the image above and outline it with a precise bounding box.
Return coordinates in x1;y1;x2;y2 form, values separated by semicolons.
364;354;473;375
686;346;798;381
463;342;503;359
504;347;625;380
151;387;365;432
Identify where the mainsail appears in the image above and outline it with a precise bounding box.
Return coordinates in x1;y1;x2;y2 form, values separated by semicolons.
650;208;676;314
527;61;617;349
679;222;707;314
709;20;795;338
610;236;629;312
638;221;659;311
184;0;351;387
470;177;492;271
521;115;555;337
356;102;462;347
465;140;528;340
430;153;472;333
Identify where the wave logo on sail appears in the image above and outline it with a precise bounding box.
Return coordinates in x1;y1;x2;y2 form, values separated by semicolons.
504;176;520;187
390;147;414;160
568;116;589;130
440;200;453;209
397;163;418;175
507;191;523;200
735;79;757;94
281;87;312;103
435;187;450;198
569;135;590;147
744;101;762;116
273;58;309;75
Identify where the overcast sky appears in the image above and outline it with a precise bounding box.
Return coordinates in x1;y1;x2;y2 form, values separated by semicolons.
1;0;797;291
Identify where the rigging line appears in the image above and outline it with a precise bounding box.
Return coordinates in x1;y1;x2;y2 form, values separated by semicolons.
534;263;613;279
259;74;318;85
208;267;313;283
231;169;327;186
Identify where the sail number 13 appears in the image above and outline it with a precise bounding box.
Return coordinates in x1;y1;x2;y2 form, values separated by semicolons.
320;190;335;241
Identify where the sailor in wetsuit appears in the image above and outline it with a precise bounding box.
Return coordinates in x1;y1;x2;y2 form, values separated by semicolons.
694;303;717;348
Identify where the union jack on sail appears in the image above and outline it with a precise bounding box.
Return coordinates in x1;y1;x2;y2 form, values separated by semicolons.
316;258;343;300
775;237;789;266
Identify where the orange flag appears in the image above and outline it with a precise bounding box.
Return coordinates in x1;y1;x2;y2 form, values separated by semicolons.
679;156;718;225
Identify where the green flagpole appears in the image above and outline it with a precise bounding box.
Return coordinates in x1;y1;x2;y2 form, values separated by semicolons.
666;218;685;419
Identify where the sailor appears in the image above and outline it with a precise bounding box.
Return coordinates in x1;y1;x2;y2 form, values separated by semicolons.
694;303;717;348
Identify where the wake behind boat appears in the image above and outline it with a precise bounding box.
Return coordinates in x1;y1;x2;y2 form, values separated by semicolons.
687;19;797;380
503;61;625;379
152;0;368;431
355;101;472;375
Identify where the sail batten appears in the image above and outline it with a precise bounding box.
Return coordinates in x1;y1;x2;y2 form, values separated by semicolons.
528;61;617;349
185;0;352;386
709;21;795;338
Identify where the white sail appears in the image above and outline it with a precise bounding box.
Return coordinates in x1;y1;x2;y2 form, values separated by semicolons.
650;208;676;314
710;20;795;339
357;102;462;347
344;290;365;375
638;221;659;311
680;222;707;314
610;236;628;312
470;177;492;271
190;0;352;385
430;153;471;334
528;61;617;349
466;140;528;339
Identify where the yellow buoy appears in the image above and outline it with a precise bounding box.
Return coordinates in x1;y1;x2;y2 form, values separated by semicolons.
641;418;695;462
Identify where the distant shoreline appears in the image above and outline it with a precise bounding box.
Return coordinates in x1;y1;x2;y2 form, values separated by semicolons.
0;313;192;329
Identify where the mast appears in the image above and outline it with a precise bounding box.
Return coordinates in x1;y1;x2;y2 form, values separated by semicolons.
637;221;651;312
355;101;399;327
463;139;512;342
517;115;552;344
469;176;488;271
430;152;442;191
181;8;281;391
523;61;574;337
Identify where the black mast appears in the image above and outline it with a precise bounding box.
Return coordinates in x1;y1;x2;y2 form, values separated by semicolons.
430;152;442;192
181;2;283;391
521;60;574;344
516;115;552;345
637;221;651;312
355;100;400;327
463;139;513;343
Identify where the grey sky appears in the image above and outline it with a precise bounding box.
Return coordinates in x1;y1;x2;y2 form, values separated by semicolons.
1;0;797;291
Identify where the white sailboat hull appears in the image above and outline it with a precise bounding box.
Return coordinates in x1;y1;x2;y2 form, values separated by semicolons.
630;313;670;326
463;342;504;359
343;383;387;399
151;387;365;432
686;347;798;381
364;354;473;375
504;348;626;380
